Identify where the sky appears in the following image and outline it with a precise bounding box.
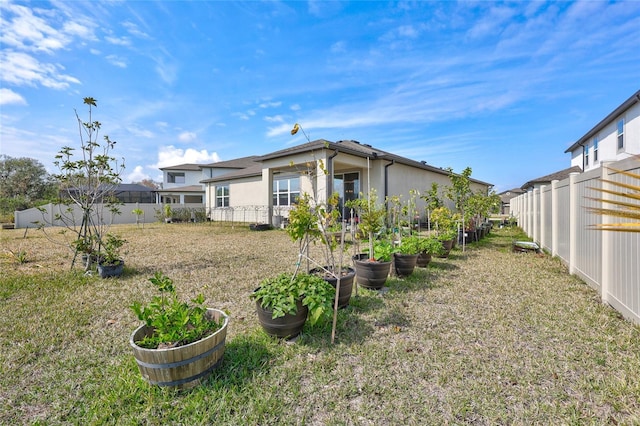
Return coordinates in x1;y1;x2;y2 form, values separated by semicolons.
1;1;639;193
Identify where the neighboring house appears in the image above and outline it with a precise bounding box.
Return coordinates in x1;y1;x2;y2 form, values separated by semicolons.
112;183;156;203
498;188;525;215
156;163;205;204
62;183;155;204
199;139;492;225
520;166;582;192
157;157;262;205
565;89;640;171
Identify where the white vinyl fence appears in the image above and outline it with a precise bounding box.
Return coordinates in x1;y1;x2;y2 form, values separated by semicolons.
510;156;640;325
14;203;205;229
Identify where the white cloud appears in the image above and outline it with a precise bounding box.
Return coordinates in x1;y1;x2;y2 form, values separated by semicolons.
126;125;154;138
154;145;221;168
178;131;197;142
397;25;419;39
126;165;151;183
0;88;27;105
123;21;150;39
0;3;96;53
330;41;346;53
264;115;284;123
105;35;131;46
0;50;81;89
290;104;301;111
106;54;127;68
259;101;282;108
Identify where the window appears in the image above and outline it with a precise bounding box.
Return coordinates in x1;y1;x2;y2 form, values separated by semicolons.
168;172;185;184
584;144;589;166
334;172;360;218
272;176;300;206
593;136;598;162
216;184;229;207
617;118;624;150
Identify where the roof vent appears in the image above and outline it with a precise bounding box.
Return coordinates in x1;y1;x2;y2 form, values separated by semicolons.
363;143;371;148
421;161;427;165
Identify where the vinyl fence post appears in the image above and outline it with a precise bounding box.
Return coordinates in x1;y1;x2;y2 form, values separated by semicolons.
539;185;546;250
551;180;559;258
569;172;579;275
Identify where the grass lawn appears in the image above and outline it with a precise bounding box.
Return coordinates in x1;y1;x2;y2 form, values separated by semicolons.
1;223;639;425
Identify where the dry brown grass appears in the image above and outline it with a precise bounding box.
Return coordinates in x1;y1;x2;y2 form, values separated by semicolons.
1;223;639;425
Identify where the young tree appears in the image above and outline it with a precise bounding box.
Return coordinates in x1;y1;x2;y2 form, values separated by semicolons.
445;166;473;251
37;97;125;269
420;182;443;232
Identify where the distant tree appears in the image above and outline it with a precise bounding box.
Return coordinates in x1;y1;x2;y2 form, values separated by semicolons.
0;156;57;218
135;179;160;189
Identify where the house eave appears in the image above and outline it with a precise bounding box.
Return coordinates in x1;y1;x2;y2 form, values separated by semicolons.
564;89;640;154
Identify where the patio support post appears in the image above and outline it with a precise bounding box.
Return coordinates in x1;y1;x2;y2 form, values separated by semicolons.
262;167;273;225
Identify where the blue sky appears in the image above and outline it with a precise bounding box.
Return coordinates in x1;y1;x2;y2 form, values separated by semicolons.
1;1;639;193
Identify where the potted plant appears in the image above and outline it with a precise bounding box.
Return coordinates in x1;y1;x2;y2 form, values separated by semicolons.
287;189;355;308
163;204;173;223
415;235;443;267
96;233;127;278
132;207;144;228
393;234;421;277
250;272;335;338
347;189;392;290
129;272;229;389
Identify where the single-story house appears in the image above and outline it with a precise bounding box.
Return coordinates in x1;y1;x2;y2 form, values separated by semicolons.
520;166;582;192
498;188;525;215
199;139;492;225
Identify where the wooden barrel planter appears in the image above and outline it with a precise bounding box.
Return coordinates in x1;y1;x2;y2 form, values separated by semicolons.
130;308;229;389
255;298;308;339
310;267;356;309
352;253;391;290
393;253;419;277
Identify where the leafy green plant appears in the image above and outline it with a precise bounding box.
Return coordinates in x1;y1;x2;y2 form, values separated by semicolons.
251;272;335;326
395;235;422;255
130;272;223;349
346;188;387;259
98;233;126;265
132;208;144;227
363;239;394;262
163;204;172;222
416;236;444;256
5;248;28;264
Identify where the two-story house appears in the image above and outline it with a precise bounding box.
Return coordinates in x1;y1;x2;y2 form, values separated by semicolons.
565;90;640;171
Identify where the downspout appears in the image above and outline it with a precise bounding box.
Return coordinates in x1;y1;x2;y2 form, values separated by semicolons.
384;159;395;223
326;149;339;201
